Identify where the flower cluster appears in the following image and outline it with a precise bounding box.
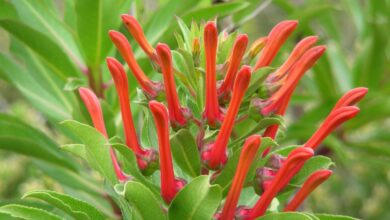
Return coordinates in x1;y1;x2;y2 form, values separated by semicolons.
78;15;367;219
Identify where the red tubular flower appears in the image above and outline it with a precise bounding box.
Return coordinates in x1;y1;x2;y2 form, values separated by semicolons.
106;58;144;154
149;101;183;203
220;135;262;220
155;43;188;127
204;21;221;127
284;169;332;211
121;15;157;61
218;34;249;96
268;36;318;82
247;147;314;219
254;20;298;71
331;87;368;112
262;46;326;116
79;87;127;182
109;31;161;98
304;106;360;150
203;66;252;170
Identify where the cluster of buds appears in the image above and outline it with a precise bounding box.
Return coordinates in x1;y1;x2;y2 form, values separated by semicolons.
77;15;367;219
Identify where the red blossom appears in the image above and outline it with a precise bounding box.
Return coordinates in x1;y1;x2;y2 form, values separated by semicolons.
284;169;332;211
79;87;127;182
220;135;262;220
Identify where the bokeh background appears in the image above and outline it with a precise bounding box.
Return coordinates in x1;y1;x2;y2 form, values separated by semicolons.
0;0;389;219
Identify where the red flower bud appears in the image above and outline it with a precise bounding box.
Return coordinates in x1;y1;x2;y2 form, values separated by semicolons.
202;66;252;170
79;87;127;182
156;43;188;127
218;34;249;96
284;169;332;211
149;101;184;203
331;87;368;112
121;15;156;61
204;21;221;127
220;135;262;220
254;20;298;71
247;147;313;219
253;167;277;195
304;106;360;150
109;31;161;97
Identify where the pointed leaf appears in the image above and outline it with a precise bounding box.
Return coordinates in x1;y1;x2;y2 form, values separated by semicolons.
0;204;62;220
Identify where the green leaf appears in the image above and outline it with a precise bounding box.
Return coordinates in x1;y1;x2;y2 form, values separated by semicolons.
315;214;360;220
0;204;62;220
181;2;250;24
170;129;201;177
64;77;87;91
61;144;87;160
0;114;77;170
61;120;117;184
0;19;80;78
245;67;275;98
213;137;276;195
291;155;334;185
110;143;159;194
121;181;166;220
258;212;313;220
74;0;130;67
23;190;105;220
9;0;84;65
168;175;222;220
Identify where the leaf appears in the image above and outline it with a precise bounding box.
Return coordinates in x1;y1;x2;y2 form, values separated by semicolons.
61;144;87;159
110;143;159;194
291;155;334;185
9;0;84;65
213;137;277;195
315;214;360;220
181;2;250;24
74;0;130;67
258;212;313;220
61;120;117;184
23;190;105;220
0;19;80;78
245;67;275;98
0;204;62;220
0;114;77;170
121;181;166;220
168;176;222;220
170;129;201;177
64;77;87;91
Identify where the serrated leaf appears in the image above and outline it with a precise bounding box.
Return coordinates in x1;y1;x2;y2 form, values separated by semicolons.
61;120;117;184
122;181;166;220
23;190;105;220
0;204;62;220
168;175;222;220
170;129;201;177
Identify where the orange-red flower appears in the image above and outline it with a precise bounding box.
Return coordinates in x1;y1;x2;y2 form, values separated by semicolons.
284;169;332;211
149;101;185;203
109;31;161;98
79;87;127;182
202;66;252;170
156;43;188;127
220;135;262;220
254;20;298;70
203;21;221;127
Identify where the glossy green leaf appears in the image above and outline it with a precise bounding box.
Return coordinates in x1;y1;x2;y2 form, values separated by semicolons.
0;204;62;220
122;181;166;220
0;19;80;78
168;175;222;220
170;129;201;177
291;155;334;185
23;190;105;220
61;120;117;184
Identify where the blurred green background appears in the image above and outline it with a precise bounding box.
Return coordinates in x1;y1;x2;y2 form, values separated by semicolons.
0;0;389;219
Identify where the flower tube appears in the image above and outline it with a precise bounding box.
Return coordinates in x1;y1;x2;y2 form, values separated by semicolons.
284;169;332;211
220;135;262;220
79;87;127;182
202;66;252;170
